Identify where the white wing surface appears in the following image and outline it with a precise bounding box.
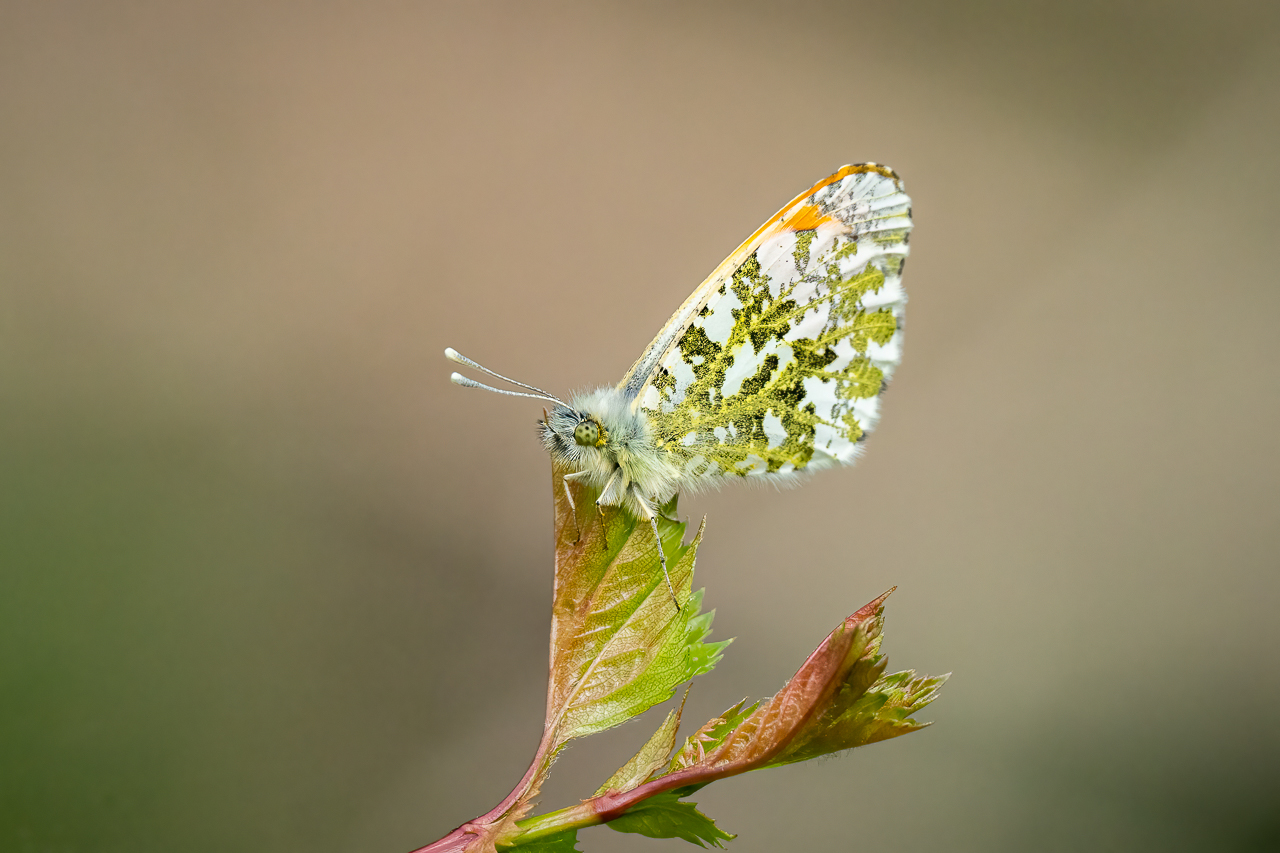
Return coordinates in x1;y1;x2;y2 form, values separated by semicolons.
624;165;911;483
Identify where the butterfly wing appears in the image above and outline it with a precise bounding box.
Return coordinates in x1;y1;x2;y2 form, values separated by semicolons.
621;164;911;482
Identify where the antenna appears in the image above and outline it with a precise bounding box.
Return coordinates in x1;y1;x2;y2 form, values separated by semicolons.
445;348;566;406
449;373;563;402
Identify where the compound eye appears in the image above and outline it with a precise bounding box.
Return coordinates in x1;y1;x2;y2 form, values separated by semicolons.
573;419;600;448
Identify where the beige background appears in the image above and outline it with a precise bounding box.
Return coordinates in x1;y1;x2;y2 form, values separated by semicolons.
3;2;1278;851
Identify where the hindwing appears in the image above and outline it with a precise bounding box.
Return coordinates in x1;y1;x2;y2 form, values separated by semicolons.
624;164;911;482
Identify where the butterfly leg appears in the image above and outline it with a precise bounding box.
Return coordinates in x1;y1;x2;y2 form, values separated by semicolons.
596;468;625;551
630;488;679;610
561;470;590;542
597;467;624;505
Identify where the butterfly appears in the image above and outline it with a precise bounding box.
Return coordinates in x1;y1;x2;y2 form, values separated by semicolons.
448;164;911;599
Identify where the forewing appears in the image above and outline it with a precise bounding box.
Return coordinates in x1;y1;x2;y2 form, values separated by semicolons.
629;165;911;481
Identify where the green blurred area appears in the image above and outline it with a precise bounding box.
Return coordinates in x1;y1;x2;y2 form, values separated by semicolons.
2;2;1278;851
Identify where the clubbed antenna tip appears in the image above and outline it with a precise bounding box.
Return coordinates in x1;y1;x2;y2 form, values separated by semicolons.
445;348;566;405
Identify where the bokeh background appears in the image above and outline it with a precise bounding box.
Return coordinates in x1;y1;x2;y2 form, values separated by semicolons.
3;2;1278;851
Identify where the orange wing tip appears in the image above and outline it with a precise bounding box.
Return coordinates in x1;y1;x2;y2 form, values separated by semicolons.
781;204;835;232
751;163;906;242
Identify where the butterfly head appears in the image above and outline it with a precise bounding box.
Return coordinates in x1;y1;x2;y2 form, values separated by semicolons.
539;387;647;471
540;402;603;463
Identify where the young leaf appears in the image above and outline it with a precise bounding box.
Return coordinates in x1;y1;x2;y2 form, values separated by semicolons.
682;591;730;681
494;591;944;853
594;692;687;797
667;700;758;773
606;793;735;848
767;668;949;767
660;590;944;782
546;464;723;745
432;470;728;853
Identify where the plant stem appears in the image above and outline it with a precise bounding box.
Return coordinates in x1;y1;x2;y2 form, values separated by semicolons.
507;803;604;844
503;765;725;847
407;729;557;853
412;761;720;852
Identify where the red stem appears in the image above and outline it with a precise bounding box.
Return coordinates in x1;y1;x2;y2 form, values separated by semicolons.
407;725;557;853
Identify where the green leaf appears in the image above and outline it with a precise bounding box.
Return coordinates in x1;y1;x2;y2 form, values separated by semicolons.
607;793;735;848
764;599;948;766
546;469;725;744
594;694;686;796
668;699;759;774
501;828;582;852
784;669;950;761
657;590;946;781
683;591;732;680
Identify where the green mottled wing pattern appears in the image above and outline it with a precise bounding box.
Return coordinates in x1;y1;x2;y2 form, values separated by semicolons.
633;166;911;481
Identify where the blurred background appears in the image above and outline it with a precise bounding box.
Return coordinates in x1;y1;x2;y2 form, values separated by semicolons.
3;2;1278;851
